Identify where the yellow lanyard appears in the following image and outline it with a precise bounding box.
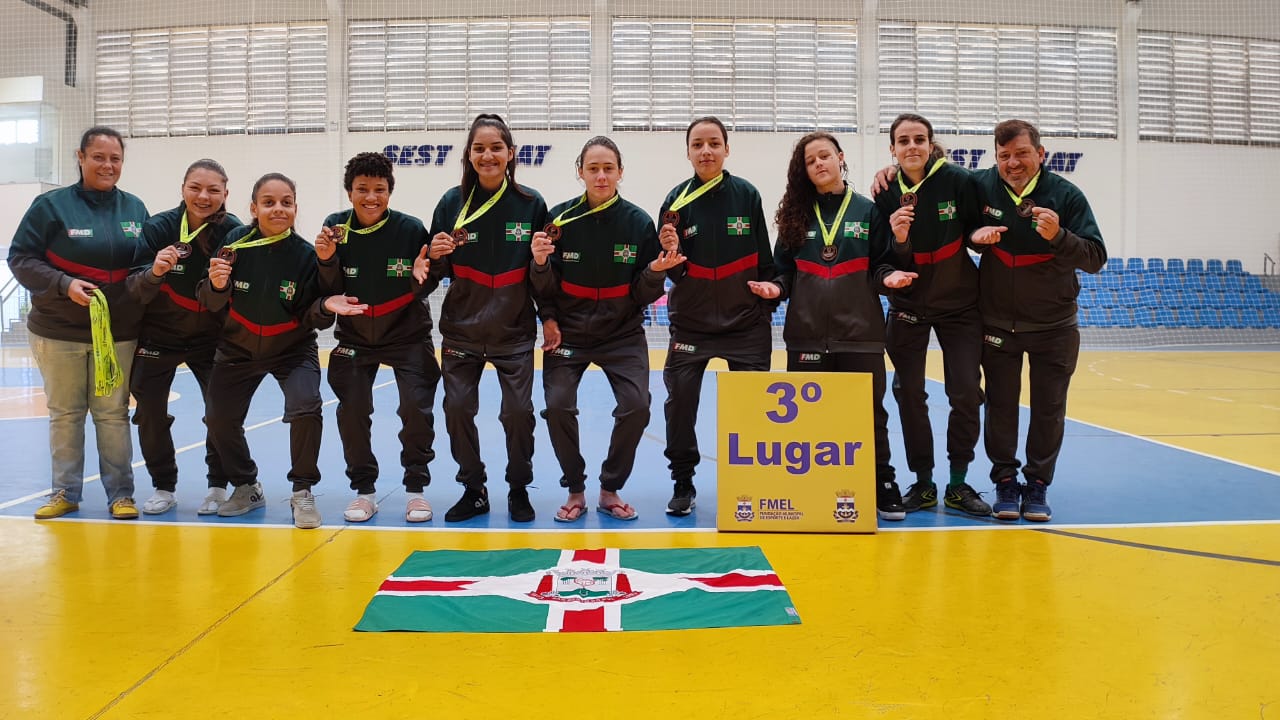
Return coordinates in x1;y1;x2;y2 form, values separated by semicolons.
454;179;508;231
897;157;947;197
1003;170;1043;208
339;210;390;242
225;227;293;251
178;213;208;248
668;173;724;213
813;187;854;248
549;193;621;229
88;289;123;397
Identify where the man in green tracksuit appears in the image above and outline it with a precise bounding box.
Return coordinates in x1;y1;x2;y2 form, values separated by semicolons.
970;119;1107;523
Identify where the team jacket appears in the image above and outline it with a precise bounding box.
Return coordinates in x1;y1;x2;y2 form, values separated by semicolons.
659;171;774;338
135;205;243;352
873;162;983;319
429;183;548;355
198;225;333;362
772;191;903;354
529;195;665;347
7;183;151;343
317;208;436;349
973;167;1107;332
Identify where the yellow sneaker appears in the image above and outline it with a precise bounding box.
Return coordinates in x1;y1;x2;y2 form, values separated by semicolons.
110;497;139;520
34;490;79;519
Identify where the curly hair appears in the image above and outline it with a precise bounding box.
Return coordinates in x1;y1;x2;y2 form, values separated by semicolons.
343;151;394;194
774;132;845;251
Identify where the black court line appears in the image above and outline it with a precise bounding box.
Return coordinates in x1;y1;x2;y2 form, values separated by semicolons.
1036;527;1280;568
87;527;348;720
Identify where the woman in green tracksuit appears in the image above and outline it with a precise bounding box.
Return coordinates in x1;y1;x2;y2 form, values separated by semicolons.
427;114;551;524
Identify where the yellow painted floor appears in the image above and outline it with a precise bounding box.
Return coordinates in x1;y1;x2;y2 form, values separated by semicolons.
1;351;1278;719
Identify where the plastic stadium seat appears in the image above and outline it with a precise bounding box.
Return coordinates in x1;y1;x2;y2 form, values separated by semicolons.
1126;258;1145;272
1183;275;1208;293
1246;309;1268;329
1100;273;1123;290
1166;258;1185;273
1077;271;1098;288
1186;258;1205;273
1203;275;1225;292
1081;307;1103;326
1079;288;1098;307
1206;259;1224;274
1136;307;1159;328
1196;308;1224;328
1146;258;1165;272
1267;308;1280;328
1224;308;1248;329
1110;307;1136;328
1226;259;1244;274
1219;291;1247;310
1222;275;1246;292
1244;277;1264;293
1098;288;1120;307
1103;258;1122;273
1158;275;1184;293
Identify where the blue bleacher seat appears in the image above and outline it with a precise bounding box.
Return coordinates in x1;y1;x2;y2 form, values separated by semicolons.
1136;307;1159;328
1245;309;1267;329
1100;273;1122;290
1206;259;1224;274
1125;258;1144;272
1119;288;1141;307
1081;307;1103;326
1226;259;1244;274
1166;258;1185;273
1196;308;1224;328
1267;308;1280;328
1222;275;1246;292
1078;272;1098;288
1186;258;1205;273
1146;258;1165;272
1110;307;1136;328
1203;275;1225;292
1099;288;1119;307
1220;291;1246;310
1079;288;1098;307
1158;275;1184;293
1103;258;1122;273
1224;308;1248;329
1244;276;1264;293
1183;275;1208;293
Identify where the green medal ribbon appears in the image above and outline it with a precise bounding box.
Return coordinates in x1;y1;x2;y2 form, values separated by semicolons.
549;192;621;229
813;186;855;248
897;157;947;197
224;227;293;252
453;179;508;231
178;213;208;249
1003;170;1042;208
88;289;123;397
338;210;390;242
668;172;724;213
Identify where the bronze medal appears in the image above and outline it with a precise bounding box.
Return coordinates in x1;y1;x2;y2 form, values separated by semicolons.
1017;199;1034;217
451;227;470;247
662;210;681;228
217;247;237;264
173;242;192;260
543;223;561;242
330;226;347;244
821;245;838;262
900;192;918;208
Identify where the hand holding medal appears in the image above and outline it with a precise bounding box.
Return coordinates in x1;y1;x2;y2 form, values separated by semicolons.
151;244;180;278
172;242;193;260
531;226;556;266
314;225;342;261
890;202;915;245
1031;206;1060;241
658;213;681;253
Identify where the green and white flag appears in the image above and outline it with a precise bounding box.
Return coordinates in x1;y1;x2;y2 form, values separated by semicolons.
613;244;637;264
505;222;531;242
938;201;957;220
278;281;296;300
726;217;751;235
386;258;412;277
356;546;801;633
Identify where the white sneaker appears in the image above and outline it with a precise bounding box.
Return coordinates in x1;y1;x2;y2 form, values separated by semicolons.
197;487;228;515
291;489;322;529
141;490;177;515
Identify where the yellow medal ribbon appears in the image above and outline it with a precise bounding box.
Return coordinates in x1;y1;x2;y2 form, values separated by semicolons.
338;210;390;242
549;193;621;229
668;172;724;213
88;289;123;397
1003;170;1043;208
178;212;208;249
453;179;508;231
896;157;947;197
813;186;855;248
224;227;293;252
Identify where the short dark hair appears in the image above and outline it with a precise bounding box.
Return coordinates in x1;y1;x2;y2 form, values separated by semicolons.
79;126;124;154
685;116;728;146
343;152;395;194
575;136;623;170
994;119;1041;149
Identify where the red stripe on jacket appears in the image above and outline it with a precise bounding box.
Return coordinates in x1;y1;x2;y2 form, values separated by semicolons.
453;264;528;288
795;256;869;279
685;254;758;280
913;238;963;266
229;308;300;336
366;292;415;317
159;283;204;313
991;246;1054;267
561;280;630;301
46;250;130;284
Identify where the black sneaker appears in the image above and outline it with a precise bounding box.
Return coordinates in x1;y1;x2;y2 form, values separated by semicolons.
508;486;535;523
876;481;906;521
901;482;937;512
444;486;490;522
666;481;697;516
991;479;1022;520
944;483;993;516
1020;481;1052;522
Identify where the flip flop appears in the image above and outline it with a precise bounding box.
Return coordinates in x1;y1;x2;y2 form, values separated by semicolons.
554;502;587;523
343;496;378;523
406;496;433;523
596;502;639;521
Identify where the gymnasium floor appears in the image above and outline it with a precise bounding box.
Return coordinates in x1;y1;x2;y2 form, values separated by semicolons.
0;346;1276;719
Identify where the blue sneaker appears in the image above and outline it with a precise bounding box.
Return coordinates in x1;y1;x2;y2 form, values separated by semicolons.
1021;481;1052;522
991;480;1022;520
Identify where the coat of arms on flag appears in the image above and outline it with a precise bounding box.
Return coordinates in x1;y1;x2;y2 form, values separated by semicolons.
505;222;531;242
937;201;957;220
726;217;751;235
278;280;296;300
613;244;637;264
355;546;800;633
386;258;411;277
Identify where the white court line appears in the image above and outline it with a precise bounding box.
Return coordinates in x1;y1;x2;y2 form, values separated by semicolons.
1208;396;1233;403
0;379;396;511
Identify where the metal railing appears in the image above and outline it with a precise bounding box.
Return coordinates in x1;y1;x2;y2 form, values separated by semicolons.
1265;253;1276;277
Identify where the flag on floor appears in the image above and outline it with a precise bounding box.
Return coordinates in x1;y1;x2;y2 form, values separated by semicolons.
355;546;801;633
